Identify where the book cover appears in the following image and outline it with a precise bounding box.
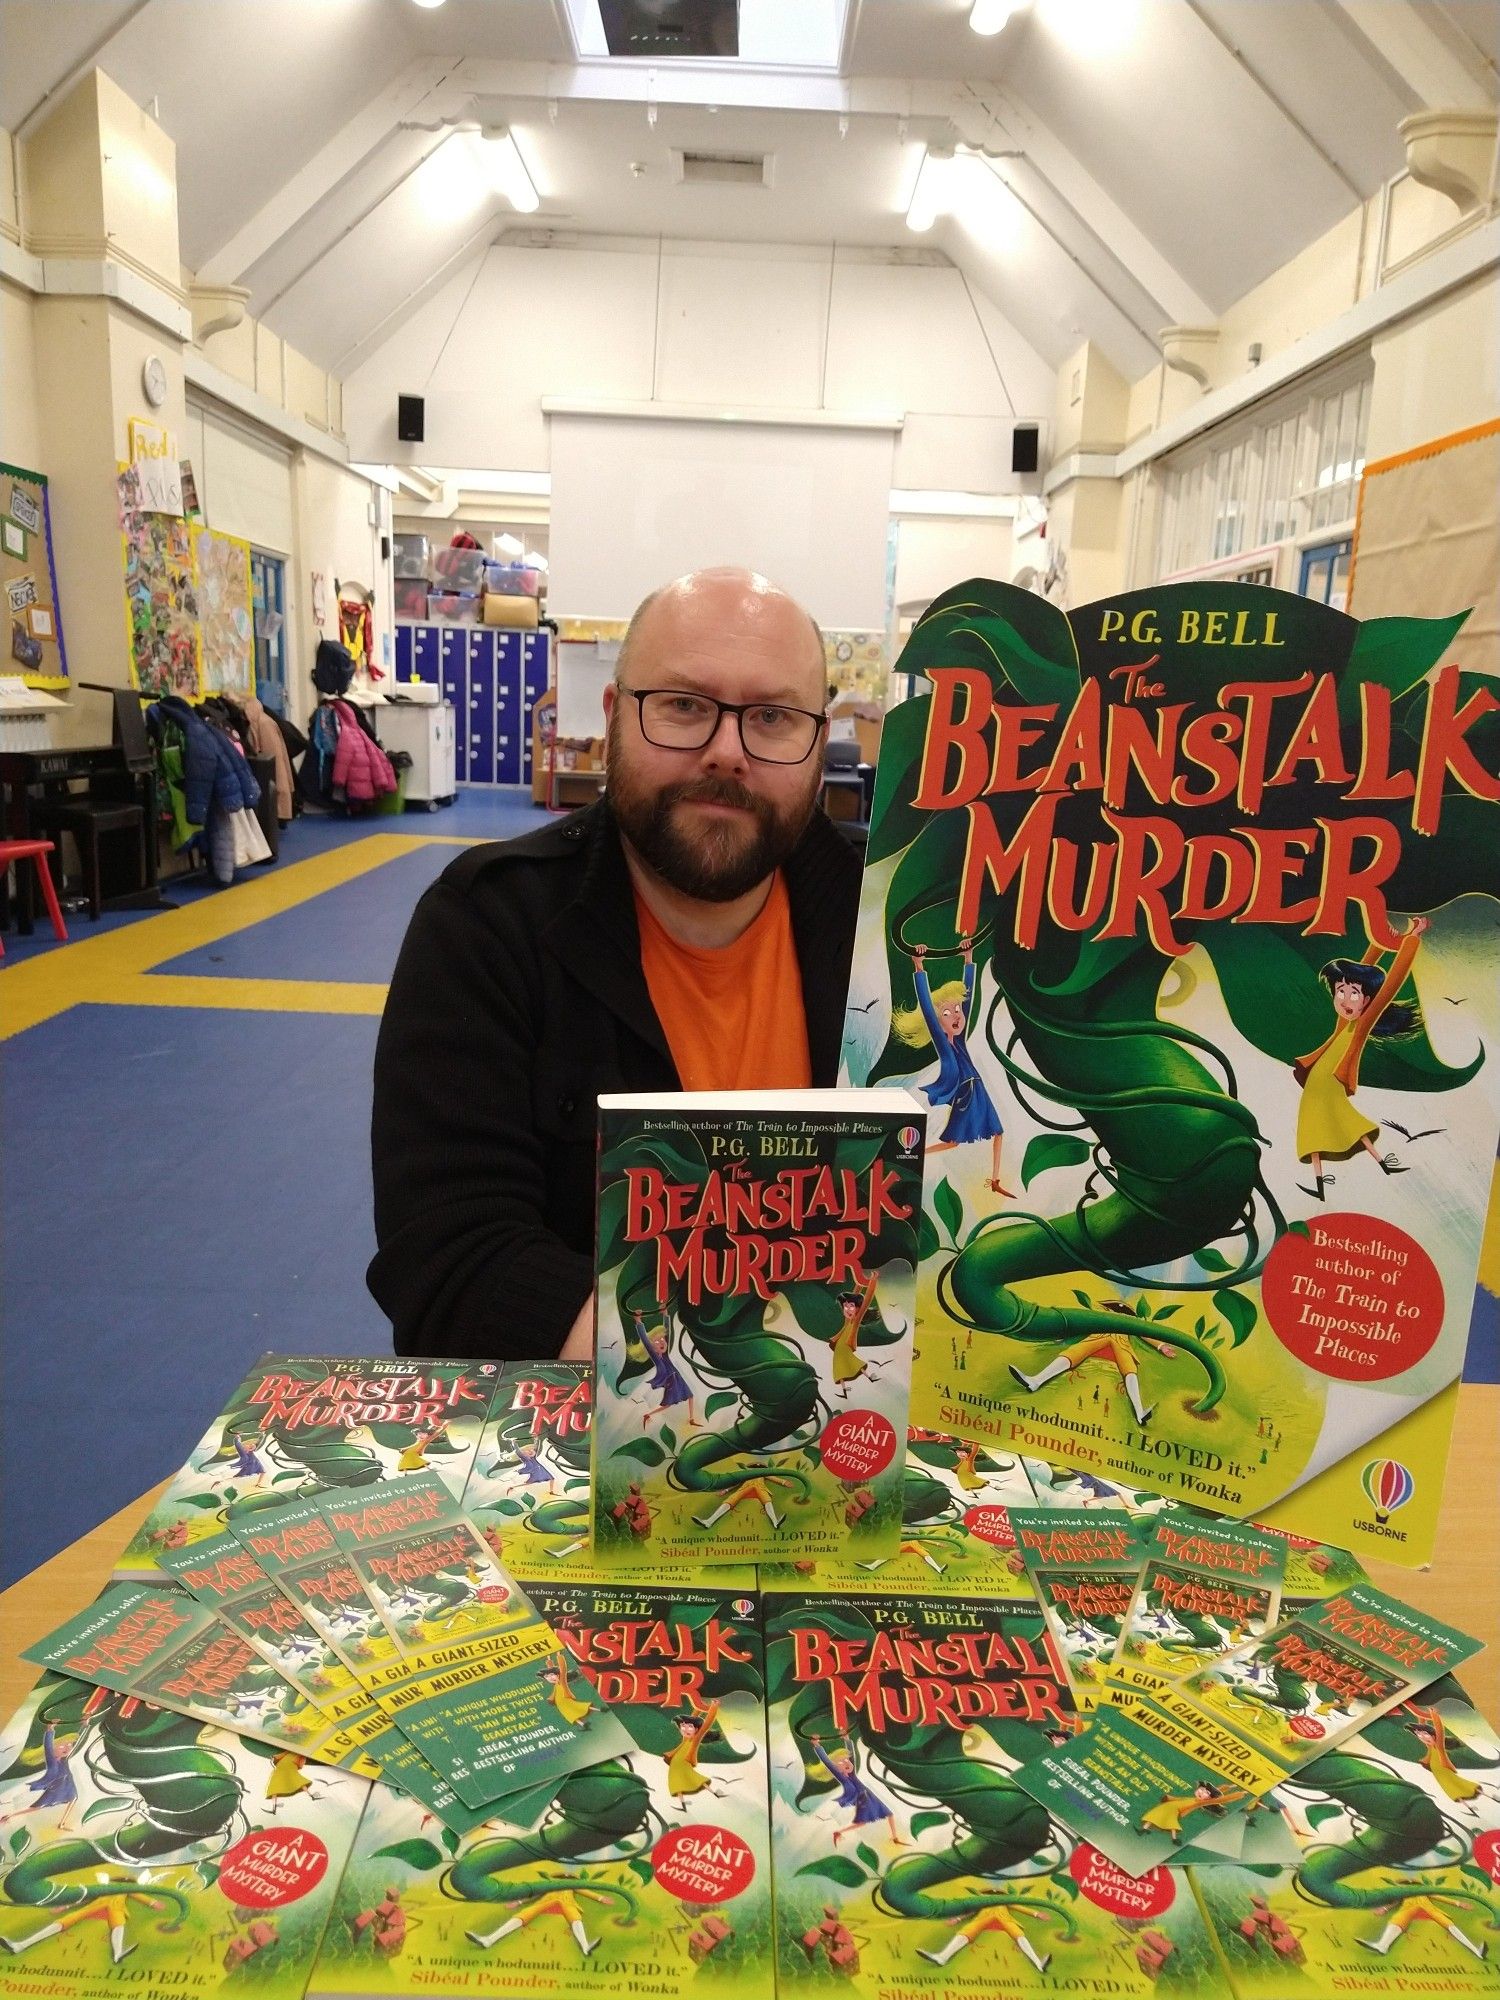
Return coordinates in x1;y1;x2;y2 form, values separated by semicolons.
840;578;1500;1563
118;1356;499;1574
1008;1507;1150;1708
590;1090;924;1566
1188;1676;1500;1996
307;1564;773;1998
462;1358;594;1568
0;1669;366;1995
762;1584;1226;1994
1109;1511;1286;1698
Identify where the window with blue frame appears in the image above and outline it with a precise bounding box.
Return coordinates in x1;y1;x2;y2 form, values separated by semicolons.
251;550;287;715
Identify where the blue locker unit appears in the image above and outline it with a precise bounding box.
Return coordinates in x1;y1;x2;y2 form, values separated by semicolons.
413;623;441;687
394;625;413;680
466;629;498;784
493;631;523;785
520;632;549;784
438;627;468;769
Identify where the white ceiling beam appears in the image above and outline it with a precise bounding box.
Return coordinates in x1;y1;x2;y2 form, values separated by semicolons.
1329;0;1494;111
196;57;456;285
458;55;952;120
963;85;1215;328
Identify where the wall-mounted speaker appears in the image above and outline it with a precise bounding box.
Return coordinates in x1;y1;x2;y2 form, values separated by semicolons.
1011;424;1040;475
398;394;425;443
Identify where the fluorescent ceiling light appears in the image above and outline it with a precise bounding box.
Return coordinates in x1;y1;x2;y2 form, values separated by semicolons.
473;128;539;214
410;0;447;9
890;489;1017;518
970;0;1028;31
905;148;954;233
417;134;489;220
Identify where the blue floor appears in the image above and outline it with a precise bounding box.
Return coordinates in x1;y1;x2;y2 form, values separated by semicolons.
1;789;552;1586
0;784;1496;1587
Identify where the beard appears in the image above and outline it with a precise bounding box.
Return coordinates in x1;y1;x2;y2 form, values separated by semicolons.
606;724;820;903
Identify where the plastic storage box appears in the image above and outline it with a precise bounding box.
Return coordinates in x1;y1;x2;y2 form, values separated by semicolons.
429;592;481;623
484;562;541;597
430;547;486;593
393;535;429;581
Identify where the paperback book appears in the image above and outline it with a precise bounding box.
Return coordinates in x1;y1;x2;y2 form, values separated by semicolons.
590;1090;924;1566
1188;1675;1500;1996
461;1357;594;1568
307;1563;773;1999
0;1671;366;1997
761;1583;1226;1996
118;1355;499;1574
840;577;1500;1564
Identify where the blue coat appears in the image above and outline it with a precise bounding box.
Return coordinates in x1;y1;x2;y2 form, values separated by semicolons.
916;964;1003;1143
154;695;261;823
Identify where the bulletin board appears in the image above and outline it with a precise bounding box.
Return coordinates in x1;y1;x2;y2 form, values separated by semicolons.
0;462;69;689
119;461;201;699
1349;416;1500;674
193;524;255;696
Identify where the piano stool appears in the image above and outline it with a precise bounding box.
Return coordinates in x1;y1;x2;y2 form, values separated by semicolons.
31;798;147;923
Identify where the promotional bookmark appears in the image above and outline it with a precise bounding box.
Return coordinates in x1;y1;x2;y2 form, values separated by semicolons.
1008;1506;1148;1707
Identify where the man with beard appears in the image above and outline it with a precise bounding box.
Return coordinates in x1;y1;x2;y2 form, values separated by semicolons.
368;567;860;1360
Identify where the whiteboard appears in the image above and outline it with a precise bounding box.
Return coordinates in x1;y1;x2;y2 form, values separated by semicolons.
547;413;895;630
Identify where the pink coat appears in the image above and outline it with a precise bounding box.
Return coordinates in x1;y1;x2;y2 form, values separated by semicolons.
331;701;397;804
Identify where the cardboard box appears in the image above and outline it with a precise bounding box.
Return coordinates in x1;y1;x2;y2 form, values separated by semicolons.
482;591;539;630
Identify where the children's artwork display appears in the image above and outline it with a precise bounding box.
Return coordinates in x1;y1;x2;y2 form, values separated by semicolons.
192;524;255;695
590;1091;925;1567
0;462;67;687
118;461;199;698
841;577;1500;1565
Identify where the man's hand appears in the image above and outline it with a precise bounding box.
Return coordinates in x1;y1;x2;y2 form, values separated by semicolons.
557;1295;595;1361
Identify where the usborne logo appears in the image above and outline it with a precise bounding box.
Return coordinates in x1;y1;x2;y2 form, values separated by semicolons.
1354;1457;1415;1540
897;1125;922;1151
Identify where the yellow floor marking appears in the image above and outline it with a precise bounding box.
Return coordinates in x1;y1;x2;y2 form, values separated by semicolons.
0;833;468;1040
109;973;388;1015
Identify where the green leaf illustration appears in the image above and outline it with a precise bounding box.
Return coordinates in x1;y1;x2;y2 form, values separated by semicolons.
611;1438;667;1466
627;1856;654;1884
1195;1247;1232;1274
7;1827;30;1854
1212;1288;1257;1348
660;1428;677;1452
933;1177;963;1244
182;1493;221;1510
909;1810;949;1839
855;1842;881;1874
705;1391;739;1418
1021;1134;1092;1187
917;1208;940;1262
371;1838;445;1872
795;1856;868;1888
1305;1802;1345;1829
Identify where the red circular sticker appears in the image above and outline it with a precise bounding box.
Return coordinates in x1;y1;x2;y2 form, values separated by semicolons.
218;1828;329;1910
820;1410;898;1482
1068;1845;1174;1917
962;1504;1015;1548
476;1584;508;1604
1288;1714;1325;1741
1474;1830;1500;1882
1261;1214;1443;1382
651;1824;755;1905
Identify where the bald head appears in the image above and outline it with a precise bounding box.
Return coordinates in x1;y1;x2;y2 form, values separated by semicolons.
617;568;827;710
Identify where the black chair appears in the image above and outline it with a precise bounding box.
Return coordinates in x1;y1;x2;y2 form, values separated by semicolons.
821;737;867;827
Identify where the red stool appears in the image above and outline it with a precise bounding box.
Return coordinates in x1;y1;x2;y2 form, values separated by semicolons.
0;839;69;955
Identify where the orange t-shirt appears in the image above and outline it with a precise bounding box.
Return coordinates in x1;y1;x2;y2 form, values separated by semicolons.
635;873;812;1091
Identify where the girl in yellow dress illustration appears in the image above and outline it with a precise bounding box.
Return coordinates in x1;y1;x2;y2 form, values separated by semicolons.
1294;916;1428;1202
830;1272;888;1399
540;1654;595;1728
1138;1781;1247;1842
665;1699;722;1810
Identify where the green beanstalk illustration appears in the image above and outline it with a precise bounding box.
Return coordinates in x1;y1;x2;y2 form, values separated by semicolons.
485;1372;593;1541
1285;1695;1500;1923
443;1763;650;1920
599;1128;914;1499
861;580;1490;1396
768;1603;1077;1936
1;1685;239;1928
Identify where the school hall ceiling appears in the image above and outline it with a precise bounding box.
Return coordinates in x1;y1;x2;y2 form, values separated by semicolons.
3;0;1496;386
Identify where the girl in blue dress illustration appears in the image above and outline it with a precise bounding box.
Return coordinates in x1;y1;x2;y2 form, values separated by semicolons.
896;934;1011;1195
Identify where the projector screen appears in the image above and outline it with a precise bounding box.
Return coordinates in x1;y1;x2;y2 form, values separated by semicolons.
547;412;896;630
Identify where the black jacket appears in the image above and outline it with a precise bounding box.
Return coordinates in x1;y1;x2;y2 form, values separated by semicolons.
368;799;862;1360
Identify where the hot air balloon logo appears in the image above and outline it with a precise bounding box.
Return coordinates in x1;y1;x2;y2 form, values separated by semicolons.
1360;1457;1415;1525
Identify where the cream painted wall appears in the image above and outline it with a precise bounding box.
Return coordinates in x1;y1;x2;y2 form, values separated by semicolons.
287;453;390;728
1366;271;1500;462
1;279;42;468
893;517;1016;612
24;71;180;291
0;131;19;243
344;240;1055;489
189;289;343;443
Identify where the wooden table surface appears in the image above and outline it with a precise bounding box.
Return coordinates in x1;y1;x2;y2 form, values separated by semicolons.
3;1384;1497;1723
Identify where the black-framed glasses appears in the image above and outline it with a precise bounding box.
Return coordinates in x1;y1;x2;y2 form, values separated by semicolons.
620;686;828;765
